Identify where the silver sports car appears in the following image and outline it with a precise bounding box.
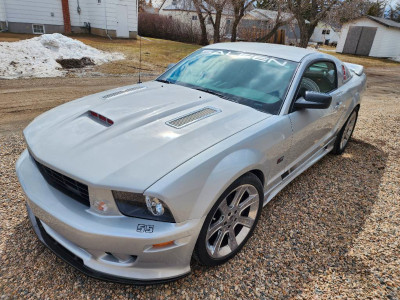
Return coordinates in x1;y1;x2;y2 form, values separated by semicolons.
16;43;366;284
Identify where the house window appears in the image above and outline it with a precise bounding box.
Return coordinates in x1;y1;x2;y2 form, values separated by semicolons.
226;19;231;25
32;24;45;34
172;0;177;5
97;0;101;3
326;29;330;34
192;15;197;20
322;29;326;34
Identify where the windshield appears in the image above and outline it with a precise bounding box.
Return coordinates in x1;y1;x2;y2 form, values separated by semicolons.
157;49;298;114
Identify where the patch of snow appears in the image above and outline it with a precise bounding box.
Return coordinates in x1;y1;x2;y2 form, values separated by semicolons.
390;56;400;62
0;33;124;79
306;46;318;52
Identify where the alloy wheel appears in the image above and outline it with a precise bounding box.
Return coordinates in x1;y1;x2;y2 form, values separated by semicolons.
340;112;357;150
205;184;260;258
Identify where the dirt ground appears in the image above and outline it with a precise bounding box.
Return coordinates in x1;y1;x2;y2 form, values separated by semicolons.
0;75;145;136
1;55;400;297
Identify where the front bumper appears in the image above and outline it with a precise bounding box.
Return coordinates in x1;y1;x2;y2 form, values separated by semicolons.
16;149;204;284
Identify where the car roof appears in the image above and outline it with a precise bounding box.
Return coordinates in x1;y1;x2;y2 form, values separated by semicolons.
204;42;318;62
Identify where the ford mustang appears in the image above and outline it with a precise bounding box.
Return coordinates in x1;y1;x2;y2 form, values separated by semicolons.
16;43;366;284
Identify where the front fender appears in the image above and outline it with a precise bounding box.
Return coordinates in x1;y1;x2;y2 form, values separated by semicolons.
190;149;265;220
145;147;266;222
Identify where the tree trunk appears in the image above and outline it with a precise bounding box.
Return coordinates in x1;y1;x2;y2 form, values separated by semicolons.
198;15;209;45
231;18;240;42
213;12;222;43
298;23;317;48
193;0;209;45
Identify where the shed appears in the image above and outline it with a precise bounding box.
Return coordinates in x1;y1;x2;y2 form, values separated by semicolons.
336;15;400;57
0;0;138;38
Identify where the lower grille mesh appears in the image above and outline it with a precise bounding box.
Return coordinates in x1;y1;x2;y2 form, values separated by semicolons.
33;156;90;207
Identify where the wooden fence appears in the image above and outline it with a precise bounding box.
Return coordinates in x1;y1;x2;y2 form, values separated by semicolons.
238;28;286;44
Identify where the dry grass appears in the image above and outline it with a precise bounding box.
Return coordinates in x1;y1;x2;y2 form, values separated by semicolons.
319;50;400;68
310;45;400;68
76;35;200;75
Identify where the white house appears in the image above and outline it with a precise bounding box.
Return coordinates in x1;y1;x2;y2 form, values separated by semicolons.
0;0;138;38
159;0;233;39
309;21;340;45
336;15;400;57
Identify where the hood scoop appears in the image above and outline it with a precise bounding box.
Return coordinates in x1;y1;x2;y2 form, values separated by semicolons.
166;107;221;129
102;86;146;99
89;110;114;126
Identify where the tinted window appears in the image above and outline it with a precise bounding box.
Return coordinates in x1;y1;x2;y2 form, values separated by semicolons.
297;61;337;98
157;49;298;115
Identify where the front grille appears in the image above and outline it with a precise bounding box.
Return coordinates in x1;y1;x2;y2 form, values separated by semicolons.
33;157;90;207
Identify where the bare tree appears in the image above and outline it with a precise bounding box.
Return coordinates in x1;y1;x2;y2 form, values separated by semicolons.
386;2;400;22
192;0;210;45
324;0;372;26
287;0;339;48
230;0;256;41
366;0;387;17
200;0;229;43
246;0;294;43
256;5;295;42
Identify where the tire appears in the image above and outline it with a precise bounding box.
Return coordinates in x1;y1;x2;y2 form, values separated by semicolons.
332;108;358;155
194;173;263;266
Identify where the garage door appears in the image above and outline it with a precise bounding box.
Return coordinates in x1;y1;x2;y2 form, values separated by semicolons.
342;26;377;56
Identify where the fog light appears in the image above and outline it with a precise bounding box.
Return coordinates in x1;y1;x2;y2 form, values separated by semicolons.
145;196;164;216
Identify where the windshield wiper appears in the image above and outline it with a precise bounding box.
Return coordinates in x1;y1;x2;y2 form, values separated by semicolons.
192;86;232;100
156;78;172;84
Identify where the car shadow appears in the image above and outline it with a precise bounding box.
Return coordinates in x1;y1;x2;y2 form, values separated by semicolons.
1;139;387;298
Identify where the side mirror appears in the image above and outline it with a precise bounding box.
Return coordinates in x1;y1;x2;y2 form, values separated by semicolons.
166;63;175;71
294;91;332;109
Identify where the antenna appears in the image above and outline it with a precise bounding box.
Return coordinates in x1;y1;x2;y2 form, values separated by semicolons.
138;34;142;84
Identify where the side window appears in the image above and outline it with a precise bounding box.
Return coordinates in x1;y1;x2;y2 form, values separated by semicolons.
297;61;337;99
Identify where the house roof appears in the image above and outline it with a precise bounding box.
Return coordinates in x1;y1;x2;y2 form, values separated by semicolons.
245;9;293;22
366;15;400;30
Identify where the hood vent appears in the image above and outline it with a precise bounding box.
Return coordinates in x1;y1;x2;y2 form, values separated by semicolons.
166;107;221;129
102;86;146;99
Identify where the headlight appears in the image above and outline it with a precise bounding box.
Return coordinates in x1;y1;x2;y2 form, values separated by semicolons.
112;191;175;223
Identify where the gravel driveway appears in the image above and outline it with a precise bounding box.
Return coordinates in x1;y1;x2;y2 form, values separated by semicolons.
1;67;399;299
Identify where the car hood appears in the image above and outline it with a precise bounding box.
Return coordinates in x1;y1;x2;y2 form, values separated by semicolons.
25;81;270;192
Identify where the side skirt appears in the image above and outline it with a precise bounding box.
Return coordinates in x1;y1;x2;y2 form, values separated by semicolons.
262;138;335;206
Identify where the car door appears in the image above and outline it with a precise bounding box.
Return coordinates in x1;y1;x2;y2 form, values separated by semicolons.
286;60;341;172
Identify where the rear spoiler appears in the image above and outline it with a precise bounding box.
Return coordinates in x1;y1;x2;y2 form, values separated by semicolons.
344;62;364;76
